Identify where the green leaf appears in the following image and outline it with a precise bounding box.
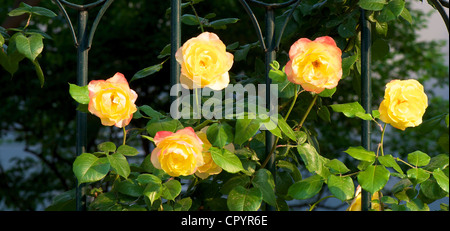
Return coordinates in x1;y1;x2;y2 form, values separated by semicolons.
327;175;354;201
33;59;44;87
174;197;192;211
143;180;162;206
220;175;251;195
97;142;116;154
318;87;337;98
407;168;430;185
89;192;116;211
208;18;239;29
357;165;390;194
137;173;161;184
158;44;171;59
398;7;412;23
330;102;371;120
297;143;329;177
68;83;90;104
8;2;32;16
406;198;429;211
227;186;262;211
181;14;207;26
234;44;251;62
30;6;57;18
372;110;381;119
162;180;182;201
407;151;431;167
73;153;110;185
325;159;350;174
342;54;357;78
375;21;388;37
277;160;302;182
139;105;164;119
131;63;164;82
377;0;405;23
146;117;183;137
277;115;296;141
344;146;376;162
378;155;404;175
358;0;387;11
206;122;234;148
234;118;260;146
317;106;331;123
210;147;244;173
116;145;139;156
115;179;143;197
424;154;449;172
288;174;324;200
15;33;43;61
107;153;130;179
252;169;276;207
433;169;449;193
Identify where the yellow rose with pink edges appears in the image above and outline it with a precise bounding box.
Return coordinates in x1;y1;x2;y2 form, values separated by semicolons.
151;127;205;177
378;79;428;131
88;73;138;128
195;131;222;179
285;36;342;94
175;32;234;90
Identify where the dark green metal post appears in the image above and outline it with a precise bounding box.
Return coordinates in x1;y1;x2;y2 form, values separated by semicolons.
170;0;181;102
360;9;372;211
75;9;89;211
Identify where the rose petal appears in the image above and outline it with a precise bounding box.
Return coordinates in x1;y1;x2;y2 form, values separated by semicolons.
289;38;311;59
151;147;162;169
154;131;175;144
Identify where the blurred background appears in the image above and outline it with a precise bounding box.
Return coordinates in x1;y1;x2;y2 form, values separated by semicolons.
0;0;448;211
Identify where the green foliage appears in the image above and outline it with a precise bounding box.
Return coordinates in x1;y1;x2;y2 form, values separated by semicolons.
0;2;55;87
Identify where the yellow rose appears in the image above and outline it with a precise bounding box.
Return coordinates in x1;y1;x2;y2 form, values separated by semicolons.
175;32;234;90
195;132;222;179
378;79;428;131
88;73;138;128
346;185;383;211
151;127;204;177
285;36;342;94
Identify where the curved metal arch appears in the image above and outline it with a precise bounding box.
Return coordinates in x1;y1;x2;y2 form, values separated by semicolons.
53;0;114;48
248;0;298;10
58;0;106;11
87;0;114;48
429;0;449;33
238;0;301;52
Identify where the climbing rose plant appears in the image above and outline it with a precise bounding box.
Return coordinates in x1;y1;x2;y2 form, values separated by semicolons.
54;0;447;211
